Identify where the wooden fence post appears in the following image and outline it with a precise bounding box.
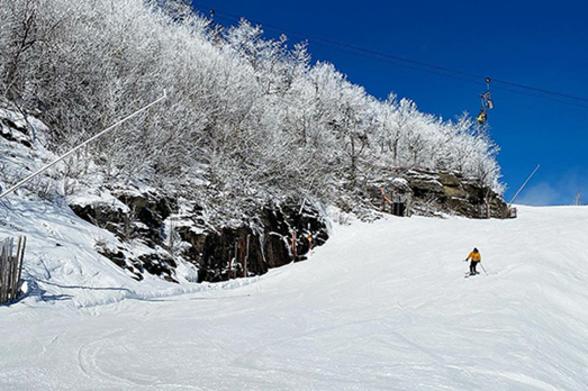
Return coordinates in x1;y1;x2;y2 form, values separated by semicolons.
0;239;8;304
0;238;11;304
9;237;18;300
0;236;26;305
17;237;25;299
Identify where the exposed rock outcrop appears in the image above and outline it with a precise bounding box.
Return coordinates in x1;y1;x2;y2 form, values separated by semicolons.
70;189;329;283
369;169;509;219
179;202;329;283
70;189;182;282
0;115;33;148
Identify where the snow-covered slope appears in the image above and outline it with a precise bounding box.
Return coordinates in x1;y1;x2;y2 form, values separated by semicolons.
1;206;588;390
1;107;205;292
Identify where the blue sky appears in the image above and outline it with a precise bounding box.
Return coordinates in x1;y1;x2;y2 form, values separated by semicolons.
192;0;588;205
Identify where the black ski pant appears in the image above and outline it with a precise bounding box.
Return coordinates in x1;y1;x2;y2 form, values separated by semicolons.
470;260;480;274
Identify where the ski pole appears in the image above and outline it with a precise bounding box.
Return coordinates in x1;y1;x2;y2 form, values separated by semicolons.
480;263;488;275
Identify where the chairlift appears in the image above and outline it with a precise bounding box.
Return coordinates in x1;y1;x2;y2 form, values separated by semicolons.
476;110;488;125
476;77;494;125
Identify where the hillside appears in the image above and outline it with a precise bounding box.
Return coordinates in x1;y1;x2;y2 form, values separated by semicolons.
2;205;587;390
0;0;502;221
1;0;509;286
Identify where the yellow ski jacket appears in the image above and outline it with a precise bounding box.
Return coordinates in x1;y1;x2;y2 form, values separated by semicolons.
467;251;481;262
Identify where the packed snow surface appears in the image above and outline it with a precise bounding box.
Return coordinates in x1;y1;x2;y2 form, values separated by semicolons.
1;205;588;390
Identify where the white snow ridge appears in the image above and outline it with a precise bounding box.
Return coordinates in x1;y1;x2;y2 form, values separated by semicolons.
1;205;588;390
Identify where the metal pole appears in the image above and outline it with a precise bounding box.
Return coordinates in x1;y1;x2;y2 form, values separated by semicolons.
509;164;541;206
480;262;488;276
0;92;167;201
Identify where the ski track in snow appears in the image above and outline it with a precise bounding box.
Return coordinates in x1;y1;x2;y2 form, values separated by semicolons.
2;205;588;390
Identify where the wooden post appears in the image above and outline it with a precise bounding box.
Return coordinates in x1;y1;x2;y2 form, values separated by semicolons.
7;238;13;302
0;236;26;305
0;241;7;303
9;237;20;300
17;236;26;297
8;238;17;300
0;238;12;304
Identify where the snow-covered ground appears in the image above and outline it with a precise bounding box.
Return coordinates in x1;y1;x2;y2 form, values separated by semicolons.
1;205;588;390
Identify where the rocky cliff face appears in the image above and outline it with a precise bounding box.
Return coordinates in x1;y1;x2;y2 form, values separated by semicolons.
68;188;181;282
177;202;329;282
69;190;329;283
369;169;509;219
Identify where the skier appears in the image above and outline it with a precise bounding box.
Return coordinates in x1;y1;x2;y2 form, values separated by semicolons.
465;248;481;275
